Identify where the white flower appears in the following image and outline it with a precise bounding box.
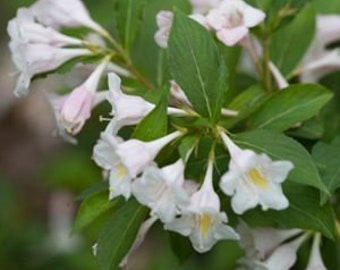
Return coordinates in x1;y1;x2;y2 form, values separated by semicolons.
7;8;83;48
300;15;340;82
237;221;303;260
219;132;293;214
252;233;310;270
106;73;155;134
9;42;91;97
48;91;107;144
154;11;174;49
165;159;239;253
206;0;265;46
30;0;107;35
305;234;327;270
190;0;221;14
49;59;109;135
93;131;183;200
170;80;192;106
133;159;190;223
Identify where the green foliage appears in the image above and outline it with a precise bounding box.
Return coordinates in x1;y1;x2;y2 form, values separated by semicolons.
96;199;148;270
132;89;168;141
222;85;267;129
270;4;316;76
234;129;328;193
312;136;340;203
168;11;228;122
73;191;123;233
249;84;333;131
131;0;191;87
268;184;336;240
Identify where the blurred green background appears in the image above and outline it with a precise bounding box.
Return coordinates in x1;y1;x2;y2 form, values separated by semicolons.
0;1;243;269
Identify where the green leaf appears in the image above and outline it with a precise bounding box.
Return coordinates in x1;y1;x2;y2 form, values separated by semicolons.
73;191;122;233
131;0;191;87
319;72;340;141
178;135;200;161
270;4;316;76
248;84;333;131
312;136;340;203
287;117;324;140
168;232;193;263
132;89;168;141
234;129;328;193
222;85;267;129
97;199;148;270
168;11;228;122
269;183;336;240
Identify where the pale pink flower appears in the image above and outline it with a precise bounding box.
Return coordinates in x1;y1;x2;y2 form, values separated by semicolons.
49;59;109;135
30;0;107;35
206;0;265;46
154;11;174;49
7;8;83;48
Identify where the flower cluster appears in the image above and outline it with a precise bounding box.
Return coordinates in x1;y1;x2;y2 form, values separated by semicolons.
7;0;131;142
88;72;294;253
7;0;335;269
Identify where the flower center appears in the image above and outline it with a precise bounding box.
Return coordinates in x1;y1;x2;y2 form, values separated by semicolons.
247;168;268;188
225;8;244;27
199;214;212;238
114;163;128;179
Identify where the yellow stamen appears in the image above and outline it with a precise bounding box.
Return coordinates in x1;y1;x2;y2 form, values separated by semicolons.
200;214;211;238
114;163;127;179
247;168;268;188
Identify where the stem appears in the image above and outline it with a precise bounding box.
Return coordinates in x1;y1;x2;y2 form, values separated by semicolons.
244;40;263;76
102;32;154;90
262;38;272;93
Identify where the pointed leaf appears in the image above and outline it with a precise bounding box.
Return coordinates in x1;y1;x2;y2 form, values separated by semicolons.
73;191;122;233
269;183;336;240
97;199;148;270
249;84;333;131
312;136;340;203
168;11;228;121
270;4;316;76
132;90;168;141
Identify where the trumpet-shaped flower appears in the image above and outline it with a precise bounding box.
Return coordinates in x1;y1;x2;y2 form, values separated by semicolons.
206;0;265;46
7;8;83;48
237;221;303;260
93;131;182;199
106;73;155;134
245;233;310;270
30;0;107;35
50;59;109;135
165;159;239;253
305;234;327;270
133;159;190;223
301;15;340;82
9;41;91;97
219;132;293;214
